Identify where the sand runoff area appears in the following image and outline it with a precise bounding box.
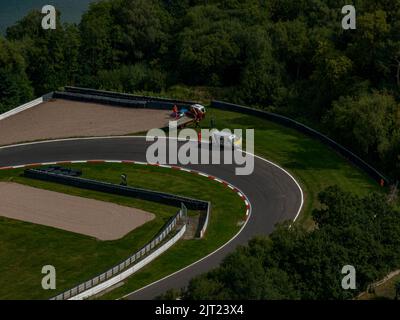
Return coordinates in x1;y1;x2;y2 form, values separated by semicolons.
0;182;155;241
0;99;172;146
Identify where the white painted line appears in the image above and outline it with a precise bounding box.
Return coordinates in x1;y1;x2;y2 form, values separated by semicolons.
159;165;172;169
197;172;209;178
11;165;26;169
40;162;57;166
134;161;147;166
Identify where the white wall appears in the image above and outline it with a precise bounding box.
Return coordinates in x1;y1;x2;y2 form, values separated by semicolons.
0;97;43;121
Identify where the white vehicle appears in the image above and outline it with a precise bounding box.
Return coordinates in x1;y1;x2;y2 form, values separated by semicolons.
210;130;242;149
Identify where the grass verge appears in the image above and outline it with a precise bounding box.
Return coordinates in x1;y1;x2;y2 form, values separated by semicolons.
0;163;244;299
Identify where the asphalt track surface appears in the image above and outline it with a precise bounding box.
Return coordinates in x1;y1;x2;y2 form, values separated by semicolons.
0;137;303;300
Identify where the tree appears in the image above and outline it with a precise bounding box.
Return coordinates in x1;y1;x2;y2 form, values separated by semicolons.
346;10;392;86
6;10;80;95
0;38;33;113
177;5;241;85
324;92;400;169
112;0;171;63
78;0;115;83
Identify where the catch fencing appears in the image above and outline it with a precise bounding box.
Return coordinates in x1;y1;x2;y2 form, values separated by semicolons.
51;204;187;300
211;100;390;185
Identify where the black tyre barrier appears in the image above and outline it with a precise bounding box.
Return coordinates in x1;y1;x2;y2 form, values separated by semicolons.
24;168;209;211
211;100;390;185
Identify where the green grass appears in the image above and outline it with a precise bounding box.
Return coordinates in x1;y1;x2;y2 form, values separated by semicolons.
201;107;382;228
0;163;244;299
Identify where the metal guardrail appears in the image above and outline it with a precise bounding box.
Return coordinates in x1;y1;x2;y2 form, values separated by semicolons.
54;90;193;110
53;91;147;108
211;100;390;185
64;86;197;105
51;204;187;300
24;169;209;211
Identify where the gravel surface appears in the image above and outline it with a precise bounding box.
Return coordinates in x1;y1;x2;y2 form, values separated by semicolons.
0;99;172;146
0;182;155;240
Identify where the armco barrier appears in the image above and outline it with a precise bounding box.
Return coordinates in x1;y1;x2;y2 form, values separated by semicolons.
211;100;390;185
0;97;43;121
64;86;197;105
53;91;147;108
24;168;209;211
52;205;187;300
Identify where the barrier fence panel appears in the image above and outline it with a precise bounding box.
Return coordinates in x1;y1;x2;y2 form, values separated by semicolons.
69;224;187;300
51;206;185;300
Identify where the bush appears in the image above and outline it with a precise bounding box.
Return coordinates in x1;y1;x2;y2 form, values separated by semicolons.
96;64;167;93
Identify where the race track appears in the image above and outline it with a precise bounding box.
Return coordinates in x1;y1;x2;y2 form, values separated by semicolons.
0;137;303;300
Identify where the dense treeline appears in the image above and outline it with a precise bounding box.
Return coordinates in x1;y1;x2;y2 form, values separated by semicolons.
0;0;399;180
180;187;400;300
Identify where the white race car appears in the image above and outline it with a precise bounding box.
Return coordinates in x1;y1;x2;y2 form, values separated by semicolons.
210;130;242;149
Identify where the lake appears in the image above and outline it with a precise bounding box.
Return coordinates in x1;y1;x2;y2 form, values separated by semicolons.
0;0;94;34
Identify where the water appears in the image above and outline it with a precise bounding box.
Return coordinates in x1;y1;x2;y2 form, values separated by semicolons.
0;0;94;34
